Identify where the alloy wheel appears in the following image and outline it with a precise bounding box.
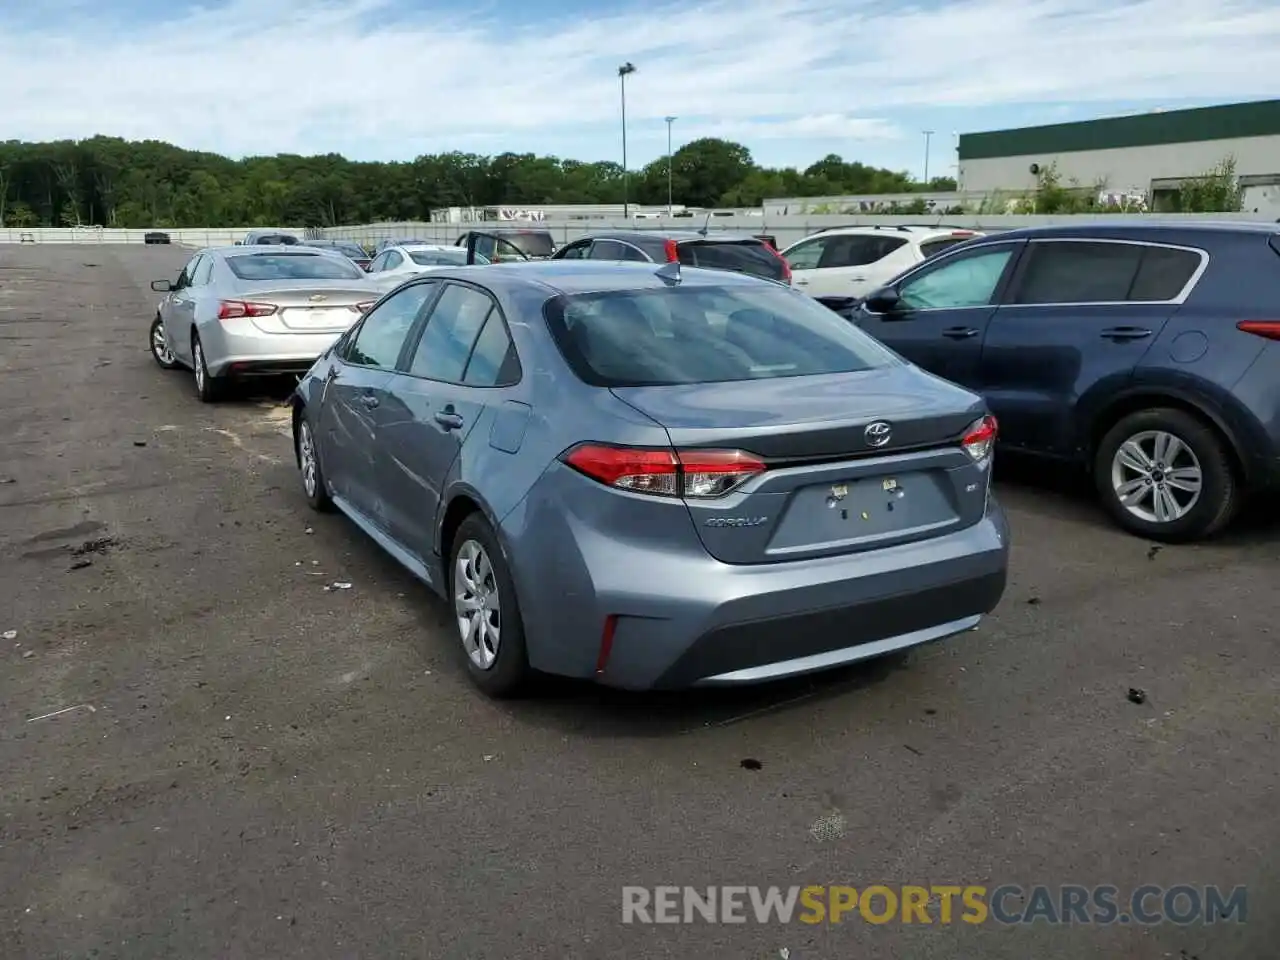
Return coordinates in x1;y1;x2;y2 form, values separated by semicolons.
454;539;501;670
152;321;174;365
299;421;318;498
1110;430;1203;524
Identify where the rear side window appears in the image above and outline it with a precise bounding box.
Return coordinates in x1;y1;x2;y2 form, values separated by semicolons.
409;284;493;382
544;285;898;387
410;250;469;266
677;241;785;281
1127;246;1203;301
227;253;364;281
1011;241;1201;304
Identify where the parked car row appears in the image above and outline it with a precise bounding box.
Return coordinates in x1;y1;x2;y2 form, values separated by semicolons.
148;245;1011;698
151;218;1280;549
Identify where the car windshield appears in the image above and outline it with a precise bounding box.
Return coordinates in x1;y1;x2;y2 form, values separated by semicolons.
226;253;364;281
497;232;554;257
544;284;898;387
409;249;470;266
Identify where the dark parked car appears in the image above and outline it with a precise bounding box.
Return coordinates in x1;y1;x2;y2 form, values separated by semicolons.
853;221;1280;542
290;260;1008;697
301;238;372;270
455;228;556;262
144;231;171;245
551;230;791;284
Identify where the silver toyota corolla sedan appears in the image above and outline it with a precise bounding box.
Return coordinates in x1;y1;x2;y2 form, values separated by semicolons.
149;245;380;401
291;261;1010;698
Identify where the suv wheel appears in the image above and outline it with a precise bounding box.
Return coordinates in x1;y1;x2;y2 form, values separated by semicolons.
1094;408;1238;543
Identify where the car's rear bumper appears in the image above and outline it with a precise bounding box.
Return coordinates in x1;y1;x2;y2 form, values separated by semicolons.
198;321;345;378
506;474;1010;691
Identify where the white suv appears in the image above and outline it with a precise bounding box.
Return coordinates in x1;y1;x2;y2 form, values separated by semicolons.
781;225;984;299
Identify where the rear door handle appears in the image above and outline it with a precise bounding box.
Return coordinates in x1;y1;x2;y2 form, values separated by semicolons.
359;393;379;408
434;410;464;430
942;326;979;339
1101;326;1152;341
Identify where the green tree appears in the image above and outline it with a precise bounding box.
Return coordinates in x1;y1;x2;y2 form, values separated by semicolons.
0;134;958;227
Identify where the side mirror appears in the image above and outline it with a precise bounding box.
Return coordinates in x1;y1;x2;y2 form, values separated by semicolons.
151;279;172;292
862;287;901;314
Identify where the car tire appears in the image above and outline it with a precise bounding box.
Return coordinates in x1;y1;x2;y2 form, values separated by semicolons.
295;411;333;512
449;513;530;698
191;332;224;403
150;315;179;370
1094;407;1238;543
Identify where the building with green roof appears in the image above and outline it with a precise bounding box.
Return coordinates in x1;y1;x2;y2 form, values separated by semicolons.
957;99;1280;213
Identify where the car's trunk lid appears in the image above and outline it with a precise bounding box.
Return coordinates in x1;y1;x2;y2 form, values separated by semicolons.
611;366;992;563
238;283;374;334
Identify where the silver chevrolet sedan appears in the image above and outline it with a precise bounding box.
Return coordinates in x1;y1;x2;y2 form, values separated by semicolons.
149;245;380;402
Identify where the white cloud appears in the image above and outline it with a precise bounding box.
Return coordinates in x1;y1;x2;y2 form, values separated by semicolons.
1;0;1278;162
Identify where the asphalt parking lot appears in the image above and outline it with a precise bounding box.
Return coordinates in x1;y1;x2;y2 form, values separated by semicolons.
1;243;1277;960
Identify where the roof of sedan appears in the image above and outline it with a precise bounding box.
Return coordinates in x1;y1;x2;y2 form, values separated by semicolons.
420;260;772;295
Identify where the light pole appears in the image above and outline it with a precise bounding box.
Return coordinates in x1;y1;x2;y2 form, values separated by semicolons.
922;130;934;186
664;115;677;216
618;62;636;219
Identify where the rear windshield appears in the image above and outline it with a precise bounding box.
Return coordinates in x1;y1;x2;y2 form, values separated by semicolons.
676;240;785;281
544;285;898;387
497;232;554;257
410;249;470;266
920;235;976;259
226;253;364;281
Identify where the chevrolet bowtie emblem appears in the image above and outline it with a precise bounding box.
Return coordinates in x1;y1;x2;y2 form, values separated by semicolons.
309;294;328;302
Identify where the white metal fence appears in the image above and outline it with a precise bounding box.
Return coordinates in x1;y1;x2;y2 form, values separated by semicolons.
1;212;1275;251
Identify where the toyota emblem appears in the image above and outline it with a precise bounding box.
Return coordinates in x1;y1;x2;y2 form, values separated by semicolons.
864;421;892;447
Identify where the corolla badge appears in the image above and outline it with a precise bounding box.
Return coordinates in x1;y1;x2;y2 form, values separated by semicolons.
864;420;892;447
704;516;769;528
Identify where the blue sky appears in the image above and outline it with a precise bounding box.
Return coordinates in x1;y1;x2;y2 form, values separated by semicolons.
3;0;1279;177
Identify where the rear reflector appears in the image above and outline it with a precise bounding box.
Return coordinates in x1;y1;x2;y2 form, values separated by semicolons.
1236;320;1280;341
962;415;998;462
561;444;765;499
595;614;618;675
218;300;277;320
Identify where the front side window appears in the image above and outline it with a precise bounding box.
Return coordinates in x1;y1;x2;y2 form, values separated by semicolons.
557;241;590;260
347;282;436;369
545;284;898;387
226;253;364;281
897;246;1016;310
175;255;201;288
408;284;494;382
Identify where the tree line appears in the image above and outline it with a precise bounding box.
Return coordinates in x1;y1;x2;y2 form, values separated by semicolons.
0;135;956;229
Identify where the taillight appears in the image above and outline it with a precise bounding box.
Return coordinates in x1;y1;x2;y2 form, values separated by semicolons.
962;415;998;463
764;243;792;283
663;238;680;263
350;301;374;314
1236;320;1280;341
561;444;765;499
217;300;277;320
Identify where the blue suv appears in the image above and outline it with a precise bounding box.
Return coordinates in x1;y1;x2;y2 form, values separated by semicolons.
854;221;1280;542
